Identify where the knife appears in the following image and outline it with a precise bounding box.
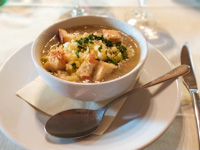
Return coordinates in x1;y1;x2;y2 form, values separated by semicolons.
181;43;200;144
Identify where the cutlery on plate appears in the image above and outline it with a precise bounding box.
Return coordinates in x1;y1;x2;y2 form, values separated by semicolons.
181;43;200;145
45;65;189;139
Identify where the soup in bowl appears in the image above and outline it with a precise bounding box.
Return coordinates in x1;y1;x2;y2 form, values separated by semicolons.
31;16;148;101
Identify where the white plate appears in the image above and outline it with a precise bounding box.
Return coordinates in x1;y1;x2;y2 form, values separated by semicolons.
0;43;180;150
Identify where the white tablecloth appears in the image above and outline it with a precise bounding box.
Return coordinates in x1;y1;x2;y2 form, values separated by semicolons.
1;0;200;149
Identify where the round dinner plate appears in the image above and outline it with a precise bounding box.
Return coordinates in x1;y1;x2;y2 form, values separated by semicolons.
0;43;180;150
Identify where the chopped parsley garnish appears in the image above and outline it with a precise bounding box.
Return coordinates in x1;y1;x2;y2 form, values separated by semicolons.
90;41;94;44
118;45;127;52
122;53;128;59
116;42;121;47
104;39;113;47
88;34;94;41
72;63;77;70
83;38;89;43
75;33;128;63
98;45;102;52
116;42;128;60
78;45;86;50
76;38;84;45
106;57;119;66
75;49;80;58
76;34;114;49
94;34;104;41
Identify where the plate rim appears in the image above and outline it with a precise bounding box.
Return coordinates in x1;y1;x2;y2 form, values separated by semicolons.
139;44;181;149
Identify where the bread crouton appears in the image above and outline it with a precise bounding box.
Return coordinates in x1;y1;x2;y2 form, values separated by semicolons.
76;61;98;80
93;61;117;81
44;49;67;71
102;29;121;43
58;29;71;44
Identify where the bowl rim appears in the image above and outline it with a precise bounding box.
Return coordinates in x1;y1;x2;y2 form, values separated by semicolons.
31;15;148;86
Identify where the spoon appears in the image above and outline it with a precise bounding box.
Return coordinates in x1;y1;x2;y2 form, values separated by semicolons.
45;65;190;139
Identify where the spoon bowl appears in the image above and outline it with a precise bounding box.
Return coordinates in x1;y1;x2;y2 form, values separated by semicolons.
45;65;190;139
45;108;105;138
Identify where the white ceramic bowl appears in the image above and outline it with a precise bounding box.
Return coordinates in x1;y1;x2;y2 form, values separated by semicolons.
31;16;148;101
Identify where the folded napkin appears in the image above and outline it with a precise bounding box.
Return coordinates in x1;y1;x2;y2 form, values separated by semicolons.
16;76;127;135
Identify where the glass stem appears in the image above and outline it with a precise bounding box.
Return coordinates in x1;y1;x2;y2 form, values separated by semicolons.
138;0;147;8
72;0;85;17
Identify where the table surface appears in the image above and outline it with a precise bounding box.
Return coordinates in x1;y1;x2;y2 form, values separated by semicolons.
0;0;200;149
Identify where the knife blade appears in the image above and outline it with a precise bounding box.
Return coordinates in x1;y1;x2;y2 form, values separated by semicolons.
181;43;200;145
181;45;198;90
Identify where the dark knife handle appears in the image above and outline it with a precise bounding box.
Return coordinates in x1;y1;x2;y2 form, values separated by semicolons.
190;90;200;145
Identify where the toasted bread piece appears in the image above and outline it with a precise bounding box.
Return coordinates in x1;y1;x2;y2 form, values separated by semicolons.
58;28;71;44
93;61;117;81
102;29;121;43
44;49;67;71
76;60;98;80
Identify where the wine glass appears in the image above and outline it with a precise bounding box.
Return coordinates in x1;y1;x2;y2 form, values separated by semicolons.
124;0;156;32
59;0;88;20
71;0;88;17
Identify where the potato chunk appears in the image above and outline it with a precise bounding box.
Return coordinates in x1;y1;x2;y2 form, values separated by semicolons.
102;29;121;43
44;49;67;71
93;61;117;81
58;28;71;44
